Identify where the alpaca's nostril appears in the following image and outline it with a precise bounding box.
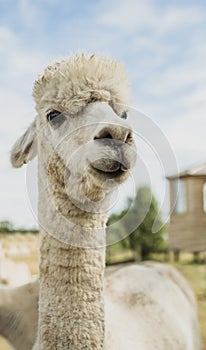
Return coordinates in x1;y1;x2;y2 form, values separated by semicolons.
103;133;113;139
94;131;113;140
125;131;133;144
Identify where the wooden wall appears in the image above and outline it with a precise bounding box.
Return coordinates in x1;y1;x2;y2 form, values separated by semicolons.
169;177;206;252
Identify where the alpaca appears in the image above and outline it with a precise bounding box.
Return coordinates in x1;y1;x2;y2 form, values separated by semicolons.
0;280;38;349
10;53;201;349
0;253;31;287
0;262;200;349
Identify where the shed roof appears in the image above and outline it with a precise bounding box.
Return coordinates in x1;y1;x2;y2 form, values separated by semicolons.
167;162;206;179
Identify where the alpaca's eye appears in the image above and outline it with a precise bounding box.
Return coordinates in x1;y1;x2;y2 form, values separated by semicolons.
47;110;66;127
121;111;128;119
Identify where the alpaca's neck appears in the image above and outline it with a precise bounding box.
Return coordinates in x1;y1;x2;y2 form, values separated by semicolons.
38;231;105;350
37;161;107;350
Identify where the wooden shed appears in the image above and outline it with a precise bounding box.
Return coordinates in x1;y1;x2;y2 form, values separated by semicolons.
167;163;206;254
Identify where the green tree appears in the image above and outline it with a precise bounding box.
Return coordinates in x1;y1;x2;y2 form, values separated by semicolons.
0;220;14;232
128;187;166;259
107;187;166;261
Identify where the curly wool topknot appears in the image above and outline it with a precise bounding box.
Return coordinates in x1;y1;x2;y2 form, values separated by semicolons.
33;53;131;115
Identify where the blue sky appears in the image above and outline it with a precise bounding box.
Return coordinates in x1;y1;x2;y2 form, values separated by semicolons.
1;0;206;227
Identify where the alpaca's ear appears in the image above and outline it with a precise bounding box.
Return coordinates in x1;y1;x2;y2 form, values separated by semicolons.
10;118;37;168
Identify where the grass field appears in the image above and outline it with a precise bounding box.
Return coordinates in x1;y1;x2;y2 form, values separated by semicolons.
173;263;206;350
0;235;205;349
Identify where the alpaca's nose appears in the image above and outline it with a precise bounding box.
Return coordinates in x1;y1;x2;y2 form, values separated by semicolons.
94;126;132;144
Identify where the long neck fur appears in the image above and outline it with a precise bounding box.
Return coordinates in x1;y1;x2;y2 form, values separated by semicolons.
36;154;107;350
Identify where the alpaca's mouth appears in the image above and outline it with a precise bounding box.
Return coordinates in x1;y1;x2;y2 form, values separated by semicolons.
93;167;126;178
90;159;128;178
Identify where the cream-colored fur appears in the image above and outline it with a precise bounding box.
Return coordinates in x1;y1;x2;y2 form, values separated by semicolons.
33;53;131;117
0;280;38;350
9;53;200;349
0;263;200;350
105;264;200;350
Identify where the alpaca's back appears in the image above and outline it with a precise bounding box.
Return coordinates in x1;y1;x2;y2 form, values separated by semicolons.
105;264;201;350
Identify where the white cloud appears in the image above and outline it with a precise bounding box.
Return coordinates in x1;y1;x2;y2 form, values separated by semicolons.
141;64;206;97
99;0;203;33
167;105;206;153
180;86;206;109
0;26;52;88
0;26;52;227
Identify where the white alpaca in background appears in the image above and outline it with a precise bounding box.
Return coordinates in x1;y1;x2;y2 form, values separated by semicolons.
0;280;38;349
8;53;201;349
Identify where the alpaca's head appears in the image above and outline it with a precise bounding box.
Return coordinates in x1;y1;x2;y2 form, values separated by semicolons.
11;54;136;218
